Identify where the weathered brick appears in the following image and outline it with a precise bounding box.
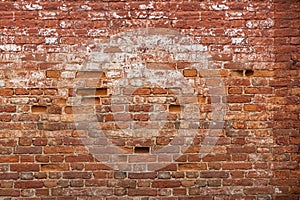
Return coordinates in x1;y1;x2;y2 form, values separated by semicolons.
0;88;14;96
10;164;39;172
46;70;61;78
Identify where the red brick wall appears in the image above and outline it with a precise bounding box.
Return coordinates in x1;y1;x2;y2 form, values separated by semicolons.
0;0;299;199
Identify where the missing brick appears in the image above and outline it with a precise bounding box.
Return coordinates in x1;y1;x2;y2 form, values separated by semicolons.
169;105;182;113
245;69;254;77
134;147;150;153
32;106;47;114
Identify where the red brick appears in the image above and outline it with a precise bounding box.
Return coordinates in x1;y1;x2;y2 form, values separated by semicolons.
46;70;61;78
222;163;252;170
63;172;92;179
0;106;16;113
200;171;229;178
244;104;266;112
128;172;157;179
15;88;30;95
14;181;44;189
128;189;157;196
146;62;176;70
226;95;252;103
0;89;13;96
0;173;19;180
10;164;39;172
152;180;181;188
14;147;42;154
41;164;69;172
244;187;274;195
0;189;20;197
244;87;273;94
178;163;207;171
0;155;19;163
44;146;74;154
183;69;197;77
223;179;253;186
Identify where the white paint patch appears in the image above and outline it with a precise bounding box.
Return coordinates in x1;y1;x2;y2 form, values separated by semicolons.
38;29;59;37
275;188;282;194
0;44;21;52
61;71;76;79
39;11;57;19
13;2;20;9
225;28;245;37
45;37;58;44
81;5;92;11
149;12;167;19
31;71;45;79
59;21;71;29
212;4;229;11
24;3;42;10
0;80;5;87
139;2;154;10
66;64;83;71
260;18;274;28
87;29;106;37
106;70;122;78
246;4;255;12
112;12;124;19
88;12;106;20
59;4;68;11
232;38;244;45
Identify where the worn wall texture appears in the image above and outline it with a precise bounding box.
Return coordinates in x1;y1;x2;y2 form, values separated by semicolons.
0;0;299;199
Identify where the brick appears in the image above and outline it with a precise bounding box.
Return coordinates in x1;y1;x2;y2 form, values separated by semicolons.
0;189;20;197
63;172;92;179
76;71;104;78
128;189;157;196
0;106;16;113
222;163;252;170
226;95;252;103
41;164;69;172
10;164;39;172
244;104;266;112
77;88;108;96
44;146;74;154
178;163;207;171
244;187;274;195
152;180;181;188
65;155;94;162
0;155;19;163
183;69;197;77
223;179;253;186
123;88;151;95
200;171;229;178
0;88;13;96
244;87;273;94
0;173;19;180
146;62;176;70
15;88;30;95
128;172;157;179
14;181;44;189
15;147;42;154
46;70;60;78
47;106;62;114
